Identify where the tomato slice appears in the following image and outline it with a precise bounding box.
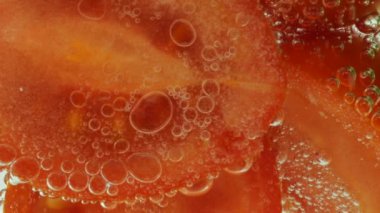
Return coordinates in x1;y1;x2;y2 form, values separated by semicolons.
0;0;285;203
272;52;380;212
3;138;281;212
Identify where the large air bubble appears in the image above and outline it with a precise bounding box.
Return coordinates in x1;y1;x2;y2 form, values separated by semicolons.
126;153;162;183
129;91;173;134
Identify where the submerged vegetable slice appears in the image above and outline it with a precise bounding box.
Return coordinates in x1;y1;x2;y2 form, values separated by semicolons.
275;60;380;212
0;0;285;203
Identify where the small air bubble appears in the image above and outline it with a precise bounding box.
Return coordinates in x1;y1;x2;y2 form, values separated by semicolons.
344;92;356;105
196;96;215;114
126;153;162;183
355;96;374;117
68;171;89;192
100;159;127;185
179;178;214;196
224;157;254;175
113;139;130;154
235;12;251;27
89;175;107;195
336;66;356;89
47;172;68;191
169;19;197;48
70;90;87;108
100;104;115;118
88;118;101;131
60;160;75;173
326;77;340;92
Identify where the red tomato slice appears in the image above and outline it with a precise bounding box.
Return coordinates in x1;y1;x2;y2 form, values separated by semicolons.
273;52;380;212
0;0;285;203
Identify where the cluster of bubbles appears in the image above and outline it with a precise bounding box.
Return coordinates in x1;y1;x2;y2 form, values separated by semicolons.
0;73;262;209
274;125;361;212
259;0;379;47
353;12;380;59
326;65;380;132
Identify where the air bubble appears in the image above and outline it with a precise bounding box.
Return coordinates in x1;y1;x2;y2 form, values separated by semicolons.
171;125;183;137
68;171;89;192
89;175;107;195
107;185;119;196
316;153;331;166
179;178;214;196
70;90;87;108
126;153;162;183
354;96;374;117
41;158;54;171
277;152;288;165
60;160;75;173
100;104;115;118
202;79;220;97
182;122;193;132
211;62;220;71
200;130;211;142
113;97;128;111
168;147;185;163
326;77;340;91
10;156;40;184
88;118;101;131
355;12;380;34
363;85;380;105
47;172;67;191
196;96;215;114
113;139;130;154
201;46;218;62
183;107;198;122
336;66;356;89
169;19;197;48
101;159;127;185
130;91;173;134
77;0;106;21
149;193;165;204
270;110;285;127
0;144;16;166
85;158;101;176
76;154;86;164
100;200;118;210
235;12;251;27
224;157;254;175
343;92;356;105
91;141;100;150
96;150;104;158
359;68;376;86
101;126;111;136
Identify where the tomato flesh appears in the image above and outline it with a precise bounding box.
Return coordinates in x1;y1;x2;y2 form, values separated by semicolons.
0;0;285;203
